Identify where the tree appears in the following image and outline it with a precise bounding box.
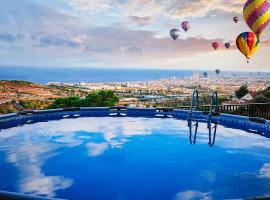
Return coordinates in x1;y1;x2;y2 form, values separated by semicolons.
255;86;270;103
235;85;249;99
49;90;119;109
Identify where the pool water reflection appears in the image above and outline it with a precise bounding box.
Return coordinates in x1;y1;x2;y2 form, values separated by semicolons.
0;117;270;200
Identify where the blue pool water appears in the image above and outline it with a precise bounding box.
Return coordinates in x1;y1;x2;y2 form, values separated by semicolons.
0;117;270;200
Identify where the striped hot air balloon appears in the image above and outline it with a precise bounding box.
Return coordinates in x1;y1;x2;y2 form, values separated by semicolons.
236;32;260;62
243;0;270;37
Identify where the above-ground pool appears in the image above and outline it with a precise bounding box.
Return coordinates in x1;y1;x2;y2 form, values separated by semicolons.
0;108;270;200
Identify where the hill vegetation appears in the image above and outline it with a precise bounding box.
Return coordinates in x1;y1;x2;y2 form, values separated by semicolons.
49;90;119;109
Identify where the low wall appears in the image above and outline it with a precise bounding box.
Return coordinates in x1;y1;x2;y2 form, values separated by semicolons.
0;107;269;135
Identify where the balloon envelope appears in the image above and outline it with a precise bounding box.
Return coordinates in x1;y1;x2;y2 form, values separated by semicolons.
170;29;180;40
215;69;220;75
236;32;260;60
243;0;270;37
225;43;230;49
233;16;239;23
181;21;190;32
212;42;220;50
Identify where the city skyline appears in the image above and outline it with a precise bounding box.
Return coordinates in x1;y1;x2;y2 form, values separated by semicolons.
0;0;270;71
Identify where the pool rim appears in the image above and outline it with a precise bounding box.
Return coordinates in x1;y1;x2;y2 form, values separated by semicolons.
0;107;269;135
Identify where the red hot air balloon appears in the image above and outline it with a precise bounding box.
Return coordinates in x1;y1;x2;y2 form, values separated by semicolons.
225;43;231;49
233;16;239;23
212;42;220;50
181;21;190;32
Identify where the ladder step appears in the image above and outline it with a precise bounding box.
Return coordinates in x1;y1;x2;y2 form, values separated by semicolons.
188;118;210;123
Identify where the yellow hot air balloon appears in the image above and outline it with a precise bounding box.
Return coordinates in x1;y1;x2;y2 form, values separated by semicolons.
243;0;270;38
236;32;260;62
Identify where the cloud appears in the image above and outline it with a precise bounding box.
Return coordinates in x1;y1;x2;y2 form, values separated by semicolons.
66;0;115;13
168;0;243;19
64;0;243;20
120;46;143;56
173;190;212;200
83;46;114;53
39;35;81;48
16;33;25;40
87;142;109;157
0;33;16;42
259;163;270;178
1;0;270;70
129;16;153;26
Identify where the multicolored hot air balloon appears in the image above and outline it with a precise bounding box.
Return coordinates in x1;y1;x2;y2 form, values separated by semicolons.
233;16;239;23
243;0;270;37
225;43;231;49
236;32;260;62
212;42;220;50
181;21;190;32
170;29;180;40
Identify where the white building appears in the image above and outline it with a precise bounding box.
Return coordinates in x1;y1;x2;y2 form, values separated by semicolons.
241;93;254;101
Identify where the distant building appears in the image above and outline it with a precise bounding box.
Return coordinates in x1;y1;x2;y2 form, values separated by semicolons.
222;98;245;105
241;93;254;102
191;72;200;82
118;98;139;106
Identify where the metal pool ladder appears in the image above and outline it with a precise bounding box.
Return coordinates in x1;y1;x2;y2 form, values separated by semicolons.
188;90;220;124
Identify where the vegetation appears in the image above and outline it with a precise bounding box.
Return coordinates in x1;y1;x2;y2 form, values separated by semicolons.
1;80;34;85
49;90;119;109
0;100;52;114
235;85;249;99
255;86;270;103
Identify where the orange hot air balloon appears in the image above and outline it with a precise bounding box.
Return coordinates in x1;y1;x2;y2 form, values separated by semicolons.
236;32;260;63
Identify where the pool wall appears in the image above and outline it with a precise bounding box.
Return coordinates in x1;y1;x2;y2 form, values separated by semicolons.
0;107;269;135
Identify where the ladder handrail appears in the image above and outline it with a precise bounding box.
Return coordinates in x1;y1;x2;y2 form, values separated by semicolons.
209;91;219;120
188;121;217;147
189;90;200;117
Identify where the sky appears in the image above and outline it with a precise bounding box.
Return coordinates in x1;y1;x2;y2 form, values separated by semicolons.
0;0;270;71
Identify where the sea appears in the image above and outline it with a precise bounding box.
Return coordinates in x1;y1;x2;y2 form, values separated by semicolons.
0;66;268;84
0;66;196;84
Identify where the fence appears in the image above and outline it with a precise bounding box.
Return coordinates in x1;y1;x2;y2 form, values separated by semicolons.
179;103;270;119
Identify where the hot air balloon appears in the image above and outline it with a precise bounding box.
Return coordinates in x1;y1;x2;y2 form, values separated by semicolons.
170;29;180;40
215;69;220;75
212;42;220;50
203;72;208;78
236;32;260;63
181;21;190;32
225;43;230;49
243;0;270;37
233;16;239;23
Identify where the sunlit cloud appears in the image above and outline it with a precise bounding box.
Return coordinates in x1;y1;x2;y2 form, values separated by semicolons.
0;0;269;70
259;163;270;178
173;190;212;200
87;142;109;157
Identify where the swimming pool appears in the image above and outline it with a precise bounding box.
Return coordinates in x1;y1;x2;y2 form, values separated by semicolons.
0;108;270;200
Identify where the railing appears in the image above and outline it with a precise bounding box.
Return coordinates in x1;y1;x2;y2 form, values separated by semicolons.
179;103;270;119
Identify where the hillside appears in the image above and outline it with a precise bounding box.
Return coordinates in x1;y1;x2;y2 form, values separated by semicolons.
0;80;87;114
